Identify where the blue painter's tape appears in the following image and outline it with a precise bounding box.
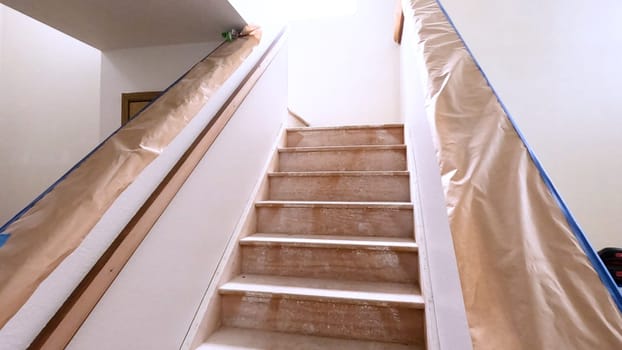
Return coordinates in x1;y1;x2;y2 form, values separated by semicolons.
433;0;622;312
0;41;228;238
0;233;9;247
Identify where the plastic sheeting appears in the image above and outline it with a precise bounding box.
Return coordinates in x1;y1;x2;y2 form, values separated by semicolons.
0;27;261;328
404;0;622;348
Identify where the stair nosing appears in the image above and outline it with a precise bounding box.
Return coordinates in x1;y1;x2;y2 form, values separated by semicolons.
239;233;418;252
278;144;407;153
268;170;409;177
255;200;413;209
219;275;424;309
203;327;423;349
286;124;404;132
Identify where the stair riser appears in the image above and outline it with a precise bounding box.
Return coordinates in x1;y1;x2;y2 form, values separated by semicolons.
279;149;406;172
241;246;418;283
287;128;404;147
269;175;410;202
256;207;414;238
221;294;424;345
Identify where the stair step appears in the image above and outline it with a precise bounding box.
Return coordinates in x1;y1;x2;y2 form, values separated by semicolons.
240;234;419;283
219;275;424;344
255;201;414;238
286;124;404;147
287;124;405;132
219;275;424;308
240;234;418;251
201;123;424;347
278;145;407;172
199;327;422;349
268;171;410;202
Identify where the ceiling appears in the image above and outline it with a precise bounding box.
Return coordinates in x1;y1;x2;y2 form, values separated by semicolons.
0;0;246;50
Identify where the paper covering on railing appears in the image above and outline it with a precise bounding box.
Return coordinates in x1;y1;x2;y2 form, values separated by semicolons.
404;0;622;348
0;27;261;328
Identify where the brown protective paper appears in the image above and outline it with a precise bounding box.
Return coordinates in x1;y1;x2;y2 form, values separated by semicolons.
0;28;261;328
405;0;622;348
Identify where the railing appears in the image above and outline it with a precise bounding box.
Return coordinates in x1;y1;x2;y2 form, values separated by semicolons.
0;25;285;349
403;0;622;348
30;28;286;349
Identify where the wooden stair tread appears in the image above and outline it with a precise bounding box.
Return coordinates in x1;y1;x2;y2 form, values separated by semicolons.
240;233;418;251
279;144;407;152
255;201;414;238
220;275;424;308
286;124;404;147
287;124;404;132
199;327;420;350
255;200;412;209
268;170;409;177
203;122;424;346
278;145;407;172
268;171;410;201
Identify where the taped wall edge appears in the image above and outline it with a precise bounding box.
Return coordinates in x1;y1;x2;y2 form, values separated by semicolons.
404;0;622;348
0;27;261;328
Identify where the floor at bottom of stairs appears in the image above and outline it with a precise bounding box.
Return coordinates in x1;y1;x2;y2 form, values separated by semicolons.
197;327;422;350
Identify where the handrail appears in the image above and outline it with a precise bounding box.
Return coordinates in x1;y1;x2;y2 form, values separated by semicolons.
0;28;262;335
287;107;311;126
29;28;286;349
393;0;404;44
405;0;622;347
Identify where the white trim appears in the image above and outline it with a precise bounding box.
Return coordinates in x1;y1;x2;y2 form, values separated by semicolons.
401;0;472;347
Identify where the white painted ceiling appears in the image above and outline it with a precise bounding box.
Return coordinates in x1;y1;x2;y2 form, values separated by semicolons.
0;0;246;50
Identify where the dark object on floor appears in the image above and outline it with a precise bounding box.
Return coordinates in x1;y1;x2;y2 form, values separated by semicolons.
599;247;622;286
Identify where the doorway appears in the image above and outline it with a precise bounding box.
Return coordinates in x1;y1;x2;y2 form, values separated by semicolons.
121;91;162;126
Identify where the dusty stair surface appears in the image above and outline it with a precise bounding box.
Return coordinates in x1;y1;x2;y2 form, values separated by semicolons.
201;124;425;349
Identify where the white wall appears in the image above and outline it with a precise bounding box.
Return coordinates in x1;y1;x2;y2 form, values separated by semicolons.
437;0;622;249
0;5;101;225
0;7;4;67
287;0;400;126
68;35;287;350
99;41;222;138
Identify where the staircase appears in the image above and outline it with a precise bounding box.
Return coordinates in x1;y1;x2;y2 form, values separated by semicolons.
200;124;425;349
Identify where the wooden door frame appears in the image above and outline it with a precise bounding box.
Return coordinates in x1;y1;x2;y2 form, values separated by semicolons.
121;91;162;126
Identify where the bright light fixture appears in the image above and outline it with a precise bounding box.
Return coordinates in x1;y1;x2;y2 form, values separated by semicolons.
228;0;358;24
281;0;358;20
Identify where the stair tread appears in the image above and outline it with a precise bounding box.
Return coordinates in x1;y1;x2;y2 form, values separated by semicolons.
199;327;419;350
279;144;407;152
268;170;409;177
220;275;424;308
239;233;418;251
255;200;413;209
287;123;404;132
